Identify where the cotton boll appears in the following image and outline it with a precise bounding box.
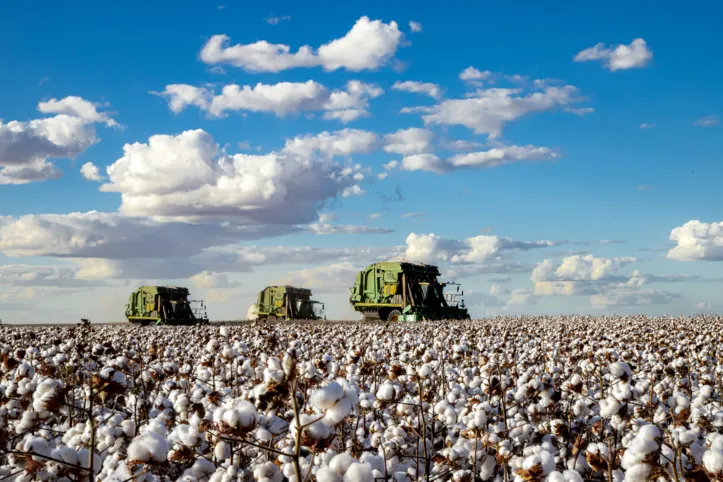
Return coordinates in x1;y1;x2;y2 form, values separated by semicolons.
600;396;621;418
330;453;357;475
253;462;283;482
121;420;136;438
623;463;651;482
376;383;396;401
324;396;353;425
214;441;231;461
547;471;583;482
316;467;343;482
703;435;723;474
343;463;373;482
127;431;169;463
311;382;345;410
609;362;632;379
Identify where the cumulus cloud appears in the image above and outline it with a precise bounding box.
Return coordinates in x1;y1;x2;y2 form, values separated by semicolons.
0;211;296;259
0;96;115;184
190;271;242;289
383;128;435;156
574;38;653;71
0;264;107;288
80;162;103;181
279;262;361;293
399;144;559;173
531;255;637;283
404;233;558;264
392;81;442;99
200;16;403;73
459;67;492;82
281;129;379;158
37;96;118;127
98;129;366;223
666;220;723;261
157;80;383;121
409;21;422;32
527;254;682;309
590;288;680;309
404;80;580;137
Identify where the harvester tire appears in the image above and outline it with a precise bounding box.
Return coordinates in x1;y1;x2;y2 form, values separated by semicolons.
387;309;402;322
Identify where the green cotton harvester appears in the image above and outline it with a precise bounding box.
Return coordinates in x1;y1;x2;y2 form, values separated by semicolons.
125;285;209;325
349;261;470;322
248;285;326;321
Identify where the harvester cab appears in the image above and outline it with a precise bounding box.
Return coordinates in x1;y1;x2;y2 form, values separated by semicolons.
250;285;326;321
125;285;209;326
349;262;470;322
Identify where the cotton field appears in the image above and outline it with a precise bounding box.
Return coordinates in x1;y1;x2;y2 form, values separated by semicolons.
2;316;723;482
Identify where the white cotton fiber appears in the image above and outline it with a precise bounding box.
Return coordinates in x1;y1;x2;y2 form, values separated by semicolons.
343;463;374;482
311;381;345;410
215;441;231;461
127;430;169;463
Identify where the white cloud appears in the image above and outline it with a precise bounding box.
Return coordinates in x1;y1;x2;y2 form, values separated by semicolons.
526;255;682;309
442;139;484;151
590;288;679;309
383;128;435;155
401;212;424;218
404;232;557;264
400;153;447;174
400;144;558;173
200;16;403;73
666;220;723;261
391;81;442;99
447;145;559;169
405;82;580;137
156;84;213;113
382;160;398;171
0;96;115;184
158;80;383;121
531;255;637;282
574;38;652;71
564;107;595;116
279;262;361;293
409;21;422;32
341;185;366;197
640;123;655;129
322;109;370;123
0;264;106;288
459;67;492;82
190;271;242;289
282;129;379;158
0;211;294;259
307;222;392;235
98;129;365;224
694;115;718;127
264;14;291;25
80;161;103;181
37;96;118;127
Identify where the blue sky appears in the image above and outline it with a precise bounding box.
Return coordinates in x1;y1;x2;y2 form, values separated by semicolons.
1;0;722;322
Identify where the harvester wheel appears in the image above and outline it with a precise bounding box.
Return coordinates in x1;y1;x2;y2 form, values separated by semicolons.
387;309;402;322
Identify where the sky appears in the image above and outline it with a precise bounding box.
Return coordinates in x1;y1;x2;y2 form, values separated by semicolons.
1;0;723;323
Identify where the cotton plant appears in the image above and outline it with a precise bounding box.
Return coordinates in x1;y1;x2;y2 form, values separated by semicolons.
3;316;723;481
